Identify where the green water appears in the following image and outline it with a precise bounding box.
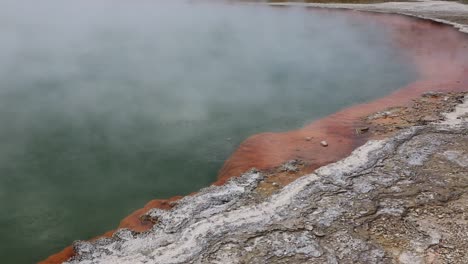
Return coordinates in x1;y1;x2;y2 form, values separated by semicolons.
0;1;416;262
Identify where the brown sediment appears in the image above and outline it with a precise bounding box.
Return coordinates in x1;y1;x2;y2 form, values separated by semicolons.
41;9;468;264
39;247;74;264
39;231;115;264
366;92;467;138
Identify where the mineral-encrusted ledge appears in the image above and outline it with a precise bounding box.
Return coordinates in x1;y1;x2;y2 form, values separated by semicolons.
66;94;468;264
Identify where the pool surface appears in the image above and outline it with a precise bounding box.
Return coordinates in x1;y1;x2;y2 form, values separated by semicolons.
0;1;416;262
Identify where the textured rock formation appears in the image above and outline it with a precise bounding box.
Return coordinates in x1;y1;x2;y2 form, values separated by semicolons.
64;94;468;263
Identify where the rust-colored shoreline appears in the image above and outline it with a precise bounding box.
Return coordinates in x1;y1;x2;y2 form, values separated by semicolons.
220;10;468;182
40;9;468;264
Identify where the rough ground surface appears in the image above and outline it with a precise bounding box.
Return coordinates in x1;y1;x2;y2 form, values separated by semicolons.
266;1;468;33
366;92;466;137
66;93;468;264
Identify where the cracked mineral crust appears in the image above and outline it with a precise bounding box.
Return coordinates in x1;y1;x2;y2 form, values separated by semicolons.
67;96;468;264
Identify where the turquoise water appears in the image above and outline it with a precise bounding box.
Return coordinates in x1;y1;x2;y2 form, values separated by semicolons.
0;1;415;263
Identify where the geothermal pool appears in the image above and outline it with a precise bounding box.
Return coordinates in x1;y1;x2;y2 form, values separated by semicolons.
0;1;417;263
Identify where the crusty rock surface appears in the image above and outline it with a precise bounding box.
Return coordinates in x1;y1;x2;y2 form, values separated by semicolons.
66;95;468;264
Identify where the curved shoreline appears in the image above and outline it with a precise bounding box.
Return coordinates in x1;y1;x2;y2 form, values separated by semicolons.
218;9;468;180
265;1;468;34
63;92;468;263
40;4;468;264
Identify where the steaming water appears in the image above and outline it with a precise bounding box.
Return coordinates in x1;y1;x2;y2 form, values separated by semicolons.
0;0;416;262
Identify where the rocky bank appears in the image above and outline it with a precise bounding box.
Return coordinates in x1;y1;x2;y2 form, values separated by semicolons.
64;93;467;263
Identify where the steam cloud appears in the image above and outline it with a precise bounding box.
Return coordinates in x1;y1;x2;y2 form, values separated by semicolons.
0;0;414;262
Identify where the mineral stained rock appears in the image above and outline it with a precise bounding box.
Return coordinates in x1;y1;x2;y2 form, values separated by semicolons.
66;96;468;264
